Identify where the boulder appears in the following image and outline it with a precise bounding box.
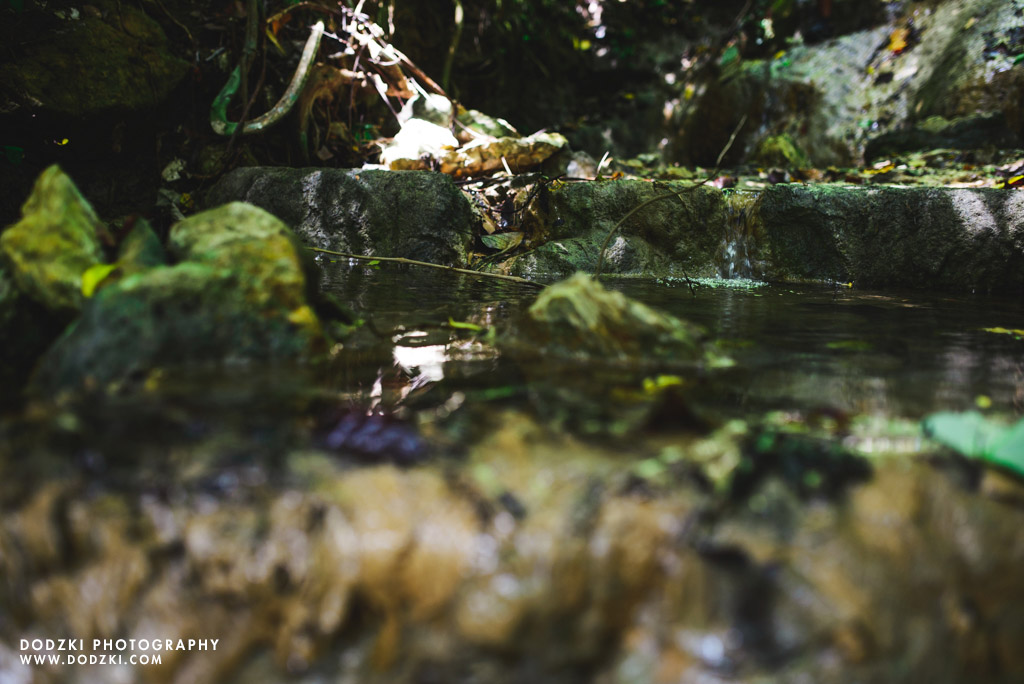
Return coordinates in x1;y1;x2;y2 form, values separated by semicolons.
205;167;476;267
670;0;1024;168
0;0;188;116
0;165;107;400
0;165;105;315
499;179;724;279
756;184;1024;292
32;203;327;393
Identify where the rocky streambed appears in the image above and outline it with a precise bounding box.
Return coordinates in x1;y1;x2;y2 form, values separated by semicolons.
208;166;1024;294
1;166;1024;684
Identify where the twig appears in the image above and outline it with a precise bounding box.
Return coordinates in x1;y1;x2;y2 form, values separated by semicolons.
308;247;543;287
337;4;447;96
695;113;748;187
147;0;195;46
442;0;463;93
594;190;689;278
211;21;324;135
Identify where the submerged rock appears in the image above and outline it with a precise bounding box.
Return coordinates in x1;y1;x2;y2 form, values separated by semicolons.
32;203;327;393
521;272;708;361
2;411;1024;684
205;167;476;267
507;273;727;437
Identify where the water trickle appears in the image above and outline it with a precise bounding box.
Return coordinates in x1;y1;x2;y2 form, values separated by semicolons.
718;191;761;279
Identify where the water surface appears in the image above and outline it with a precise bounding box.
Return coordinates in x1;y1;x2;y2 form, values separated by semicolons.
321;262;1024;423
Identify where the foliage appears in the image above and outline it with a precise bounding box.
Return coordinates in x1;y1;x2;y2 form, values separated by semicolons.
922;412;1024;478
80;263;118;298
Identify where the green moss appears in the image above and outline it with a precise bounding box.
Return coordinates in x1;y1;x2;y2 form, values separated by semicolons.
0;2;188;114
0;166;104;313
752;133;811;168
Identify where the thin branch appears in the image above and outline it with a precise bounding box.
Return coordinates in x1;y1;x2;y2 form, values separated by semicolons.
211;21;324;136
594;113;750;281
442;0;463;94
308;247;543;287
594;190;688;278
695;113;748;187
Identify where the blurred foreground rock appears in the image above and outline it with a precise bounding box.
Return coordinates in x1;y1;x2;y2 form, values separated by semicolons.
31;202;328;394
0;167;107;396
2;411;1023;684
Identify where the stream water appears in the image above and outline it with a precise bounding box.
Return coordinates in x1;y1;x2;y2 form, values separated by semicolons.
4;263;1024;684
320;262;1024;425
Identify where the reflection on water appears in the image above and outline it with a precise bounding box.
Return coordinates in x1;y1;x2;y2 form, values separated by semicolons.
2;262;1023;684
321;262;1024;420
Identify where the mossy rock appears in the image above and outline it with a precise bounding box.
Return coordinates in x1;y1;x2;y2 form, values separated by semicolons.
756;184;1024;292
205;168;477;267
0;165;105;314
505;179;725;278
32;204;328;393
520;272;709;361
752;133;811;168
169;201;316;315
32;262;325;393
0;1;188;115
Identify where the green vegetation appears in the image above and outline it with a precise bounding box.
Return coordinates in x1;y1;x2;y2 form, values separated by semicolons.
923;412;1024;478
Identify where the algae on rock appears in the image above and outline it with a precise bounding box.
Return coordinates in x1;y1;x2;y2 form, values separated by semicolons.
0;1;188;116
521;272;709;362
0;165;105;315
206;167;477;268
757;184;1024;292
500;179;725;279
33;203;329;393
0;166;109;400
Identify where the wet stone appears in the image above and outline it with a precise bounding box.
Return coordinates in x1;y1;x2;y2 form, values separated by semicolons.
520;272;709;361
205;167;477;268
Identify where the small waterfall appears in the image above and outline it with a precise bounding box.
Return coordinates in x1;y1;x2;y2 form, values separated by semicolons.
718;191;762;279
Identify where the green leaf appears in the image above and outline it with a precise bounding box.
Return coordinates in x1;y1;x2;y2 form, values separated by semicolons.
719;45;740;67
922;411;1005;459
988;420;1024;473
634;458;667;480
448;317;484;332
826;340;873;351
81;263;118;298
